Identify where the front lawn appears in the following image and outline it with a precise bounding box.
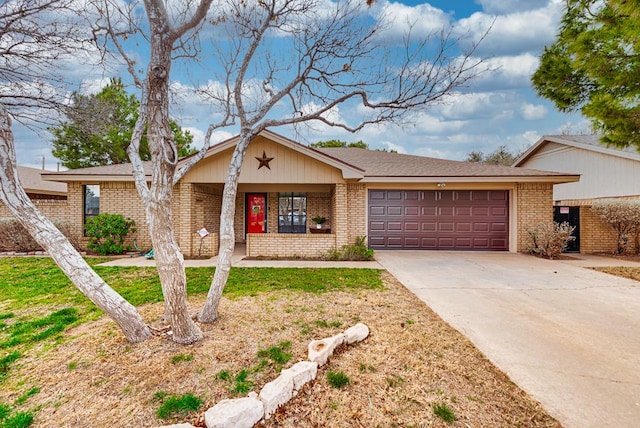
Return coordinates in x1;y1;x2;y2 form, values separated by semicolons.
0;257;559;427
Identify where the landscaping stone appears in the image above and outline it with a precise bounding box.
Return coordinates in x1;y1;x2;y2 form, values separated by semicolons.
308;333;345;366
280;360;318;395
343;322;369;344
204;392;264;428
259;369;294;419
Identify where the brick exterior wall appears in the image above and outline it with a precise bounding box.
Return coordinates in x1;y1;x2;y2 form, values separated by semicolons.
308;192;332;230
516;183;553;252
0;199;69;222
347;183;367;242
580;206;620;254
247;233;336;258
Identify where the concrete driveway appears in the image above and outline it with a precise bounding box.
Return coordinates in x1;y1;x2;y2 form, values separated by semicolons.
375;251;640;428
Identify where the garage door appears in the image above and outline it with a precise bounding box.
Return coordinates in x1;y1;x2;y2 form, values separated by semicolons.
368;190;509;250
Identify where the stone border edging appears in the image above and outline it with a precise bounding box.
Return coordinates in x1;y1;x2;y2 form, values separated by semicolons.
157;323;370;428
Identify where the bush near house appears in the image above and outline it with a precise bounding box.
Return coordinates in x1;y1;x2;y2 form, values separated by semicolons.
591;199;640;254
0;218;79;252
528;221;575;259
326;236;374;261
85;213;136;255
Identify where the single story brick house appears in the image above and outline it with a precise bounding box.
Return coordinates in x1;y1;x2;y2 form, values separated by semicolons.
40;130;579;257
514;134;640;254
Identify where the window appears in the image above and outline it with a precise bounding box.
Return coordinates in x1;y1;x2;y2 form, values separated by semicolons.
278;193;306;233
84;185;100;229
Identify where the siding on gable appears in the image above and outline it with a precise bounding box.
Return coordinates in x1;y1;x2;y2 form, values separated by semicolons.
521;143;640;201
182;136;345;184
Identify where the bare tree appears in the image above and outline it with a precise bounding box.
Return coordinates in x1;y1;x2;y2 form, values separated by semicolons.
198;0;486;321
96;0;222;343
0;0;151;342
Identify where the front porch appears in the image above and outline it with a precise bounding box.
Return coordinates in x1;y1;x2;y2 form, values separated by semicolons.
176;182;366;258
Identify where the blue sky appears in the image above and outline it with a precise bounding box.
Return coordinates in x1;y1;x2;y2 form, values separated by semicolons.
12;0;587;169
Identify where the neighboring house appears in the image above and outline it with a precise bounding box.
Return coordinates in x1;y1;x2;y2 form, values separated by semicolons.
514;134;640;253
42;130;578;257
0;166;68;221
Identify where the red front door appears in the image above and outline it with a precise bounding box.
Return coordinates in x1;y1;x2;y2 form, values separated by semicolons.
246;193;266;233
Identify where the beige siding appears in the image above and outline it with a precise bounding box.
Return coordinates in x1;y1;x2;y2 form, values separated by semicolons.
520;143;640;201
183;136;345;184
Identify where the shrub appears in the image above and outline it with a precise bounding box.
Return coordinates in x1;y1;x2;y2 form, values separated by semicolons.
326;236;374;261
528;221;575;259
0;218;79;252
591;199;640;254
85;213;136;255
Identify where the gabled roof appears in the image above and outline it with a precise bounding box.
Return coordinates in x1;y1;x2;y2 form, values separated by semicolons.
18;166;67;195
199;129;365;179
42;130;579;184
317;147;578;183
513;135;640;167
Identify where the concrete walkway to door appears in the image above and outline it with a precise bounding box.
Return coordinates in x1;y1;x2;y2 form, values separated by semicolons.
375;251;640;428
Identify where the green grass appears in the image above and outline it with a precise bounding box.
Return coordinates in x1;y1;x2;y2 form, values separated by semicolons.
156;393;202;420
170;353;194;364
257;341;292;368
327;371;350;389
433;402;456;423
0;257;382;421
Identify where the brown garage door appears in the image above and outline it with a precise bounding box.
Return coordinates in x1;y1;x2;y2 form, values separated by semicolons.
368;190;509;250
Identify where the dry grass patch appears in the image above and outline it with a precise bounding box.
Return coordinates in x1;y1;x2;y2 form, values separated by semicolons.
0;272;559;427
593;266;640;281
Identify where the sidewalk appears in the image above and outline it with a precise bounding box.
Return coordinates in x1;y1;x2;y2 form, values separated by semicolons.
98;245;383;269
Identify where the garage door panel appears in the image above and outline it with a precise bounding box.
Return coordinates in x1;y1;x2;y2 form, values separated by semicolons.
370;206;385;216
422;222;437;232
405;222;420;231
405;206;419;216
456;222;472;232
369;221;386;231
368;190;509;250
388;206;403;216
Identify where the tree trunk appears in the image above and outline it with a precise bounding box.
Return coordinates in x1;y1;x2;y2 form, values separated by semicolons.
199;135;251;322
0;105;151;343
139;22;203;343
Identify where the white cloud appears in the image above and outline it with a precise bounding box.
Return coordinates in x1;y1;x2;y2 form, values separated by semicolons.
456;1;563;56
520;103;547;120
372;1;452;41
472;53;540;90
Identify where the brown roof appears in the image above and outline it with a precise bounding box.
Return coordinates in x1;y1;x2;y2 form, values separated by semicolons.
42;131;577;183
18;166;67;195
42;162;152;181
316;148;571;178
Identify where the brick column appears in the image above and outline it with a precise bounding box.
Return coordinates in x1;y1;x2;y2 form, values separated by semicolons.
175;183;195;257
516;182;553;252
346;183;366;243
333;183;348;247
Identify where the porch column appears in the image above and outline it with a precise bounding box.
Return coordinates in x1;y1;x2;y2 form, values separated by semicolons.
347;183;367;242
175;183;195;257
333;183;349;247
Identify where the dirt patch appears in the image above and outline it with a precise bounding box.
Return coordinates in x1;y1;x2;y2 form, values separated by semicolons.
1;273;560;427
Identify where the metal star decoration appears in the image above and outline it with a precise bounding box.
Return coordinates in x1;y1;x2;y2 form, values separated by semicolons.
255;151;274;170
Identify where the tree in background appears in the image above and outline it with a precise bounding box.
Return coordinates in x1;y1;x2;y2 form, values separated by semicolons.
532;0;640;148
310;139;369;149
466;145;522;166
50;78;196;169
